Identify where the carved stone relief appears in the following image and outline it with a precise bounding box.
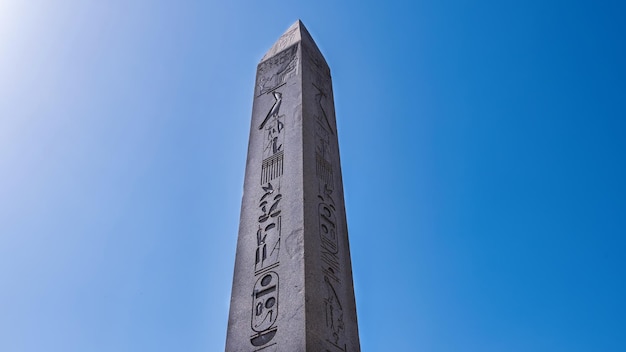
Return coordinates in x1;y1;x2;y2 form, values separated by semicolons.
251;272;279;333
313;83;334;135
304;42;331;79
257;45;299;96
260;91;285;160
314;82;346;351
250;90;289;350
255;183;282;273
261;151;284;185
324;276;345;349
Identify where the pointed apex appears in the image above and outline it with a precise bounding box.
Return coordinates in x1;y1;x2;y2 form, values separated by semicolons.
260;20;303;62
260;20;321;63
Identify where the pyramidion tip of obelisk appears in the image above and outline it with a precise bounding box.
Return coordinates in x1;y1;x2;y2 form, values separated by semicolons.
260;19;326;65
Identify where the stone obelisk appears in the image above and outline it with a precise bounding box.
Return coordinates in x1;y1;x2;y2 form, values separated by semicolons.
225;20;360;351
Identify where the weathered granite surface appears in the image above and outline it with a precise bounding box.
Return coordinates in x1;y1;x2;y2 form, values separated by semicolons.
225;20;360;352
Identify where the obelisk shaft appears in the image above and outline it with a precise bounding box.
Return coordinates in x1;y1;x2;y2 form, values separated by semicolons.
226;20;360;352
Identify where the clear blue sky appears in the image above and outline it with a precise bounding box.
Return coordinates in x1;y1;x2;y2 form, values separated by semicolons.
1;1;625;351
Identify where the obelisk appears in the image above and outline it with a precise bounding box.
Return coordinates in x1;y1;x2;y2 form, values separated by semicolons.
225;20;360;352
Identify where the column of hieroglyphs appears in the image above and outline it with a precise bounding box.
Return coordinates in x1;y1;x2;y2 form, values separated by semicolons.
226;20;360;352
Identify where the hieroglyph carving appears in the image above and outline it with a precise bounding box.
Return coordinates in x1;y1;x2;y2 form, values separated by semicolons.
324;276;345;347
250;181;282;350
261;151;284;185
251;90;287;350
313;83;334;136
260;92;286;161
314;83;346;351
256;183;281;273
257;45;299;96
303;39;331;81
250;272;279;347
